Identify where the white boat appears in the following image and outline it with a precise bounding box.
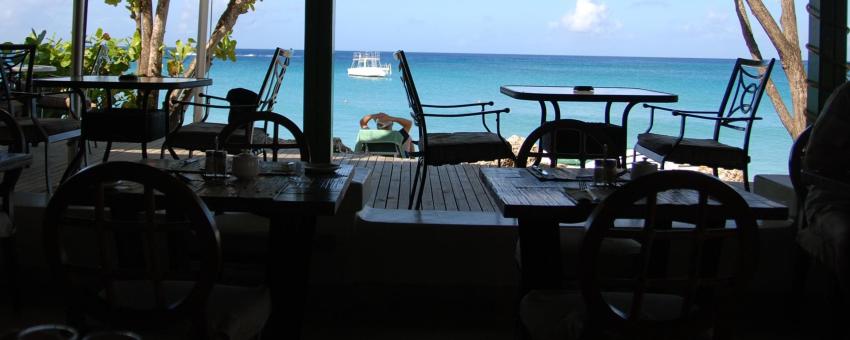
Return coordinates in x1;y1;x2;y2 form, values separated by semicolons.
347;51;392;77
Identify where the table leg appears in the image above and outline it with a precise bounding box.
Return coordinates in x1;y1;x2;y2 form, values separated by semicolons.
60;137;86;184
618;102;639;165
550;100;561;121
264;213;317;340
518;217;563;292
538;101;547;126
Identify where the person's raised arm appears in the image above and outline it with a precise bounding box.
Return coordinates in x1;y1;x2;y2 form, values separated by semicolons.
391;116;413;132
359;113;374;129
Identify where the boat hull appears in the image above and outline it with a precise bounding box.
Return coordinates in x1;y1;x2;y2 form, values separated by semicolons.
348;67;391;78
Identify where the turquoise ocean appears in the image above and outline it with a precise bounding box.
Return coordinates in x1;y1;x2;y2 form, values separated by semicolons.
198;49;794;177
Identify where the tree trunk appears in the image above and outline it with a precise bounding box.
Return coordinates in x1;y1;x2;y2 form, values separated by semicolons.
147;0;170;77
136;0;153;76
740;0;808;137
173;0;255;111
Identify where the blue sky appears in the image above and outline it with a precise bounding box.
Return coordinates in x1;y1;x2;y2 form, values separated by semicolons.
1;0;808;59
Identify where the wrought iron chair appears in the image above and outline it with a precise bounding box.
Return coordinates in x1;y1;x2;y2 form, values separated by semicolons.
792;81;850;338
164;47;292;159
394;50;514;209
214;111;308;269
521;170;759;340
0;109;27;314
0;44;81;194
515;119;620;169
37;43;109;119
634;58;775;191
43;162;269;339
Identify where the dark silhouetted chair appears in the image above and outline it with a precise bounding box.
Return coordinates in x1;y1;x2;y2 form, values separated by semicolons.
43;161;269;339
514;119;640;290
793;82;850;339
394;50;514;209
515;119;620;169
164;48;292;159
0;44;81;194
0;109;28;314
521;170;758;340
214;111;308;272
634;58;775;191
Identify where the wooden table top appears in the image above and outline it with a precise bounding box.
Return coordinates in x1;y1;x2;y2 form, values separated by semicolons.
33;76;212;91
480;167;788;221
0;151;32;172
137;159;354;216
500;85;678;103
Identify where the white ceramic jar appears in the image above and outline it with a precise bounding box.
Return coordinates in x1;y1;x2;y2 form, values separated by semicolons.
232;150;259;180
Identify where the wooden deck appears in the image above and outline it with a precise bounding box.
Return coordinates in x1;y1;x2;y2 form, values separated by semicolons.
17;139;499;212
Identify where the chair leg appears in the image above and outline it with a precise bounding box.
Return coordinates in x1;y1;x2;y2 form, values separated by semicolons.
743;166;750;191
102;141;113;162
415;164;428;210
2;237;21;314
141;142;148;159
43;144;52;195
409;159;422;210
712;167;719;177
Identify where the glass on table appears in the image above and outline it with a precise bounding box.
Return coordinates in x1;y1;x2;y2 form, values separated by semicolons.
593;159;618;186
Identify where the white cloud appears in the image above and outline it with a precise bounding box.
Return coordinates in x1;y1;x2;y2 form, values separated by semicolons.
556;0;620;33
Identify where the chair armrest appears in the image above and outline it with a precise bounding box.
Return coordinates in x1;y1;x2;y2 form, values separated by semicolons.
198;93;229;102
421;107;510;118
171;99;256;110
643;104;719;115
421;101;494;109
673;112;762;122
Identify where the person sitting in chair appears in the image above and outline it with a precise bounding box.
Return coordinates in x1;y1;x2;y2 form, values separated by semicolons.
359;112;414;153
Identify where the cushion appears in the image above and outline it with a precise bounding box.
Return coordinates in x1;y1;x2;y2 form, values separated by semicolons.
637;133;747;169
167;122;269;152
108;280;270;340
0;117;81;144
37;94;93;111
521;290;686;340
425;132;513;165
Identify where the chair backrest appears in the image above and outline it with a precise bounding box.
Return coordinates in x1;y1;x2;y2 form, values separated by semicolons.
0;44;35;93
217;111;310;162
515;119;619;168
394;50;428;152
256;48;292;112
43;162;220;334
713;58;775;146
579;170;758;338
788;125;812;228
89;43;110;76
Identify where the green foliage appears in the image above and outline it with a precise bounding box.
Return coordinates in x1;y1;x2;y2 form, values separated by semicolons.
23;29;72;74
166;38;196;76
213;33;238;62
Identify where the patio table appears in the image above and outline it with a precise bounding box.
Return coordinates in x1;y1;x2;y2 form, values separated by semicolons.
32;76;211;182
479;167;788;291
500;85;678;164
138;158;355;340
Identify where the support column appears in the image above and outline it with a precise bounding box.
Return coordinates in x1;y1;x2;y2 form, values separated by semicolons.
303;0;335;164
806;0;848;121
71;0;88;78
194;0;211;122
